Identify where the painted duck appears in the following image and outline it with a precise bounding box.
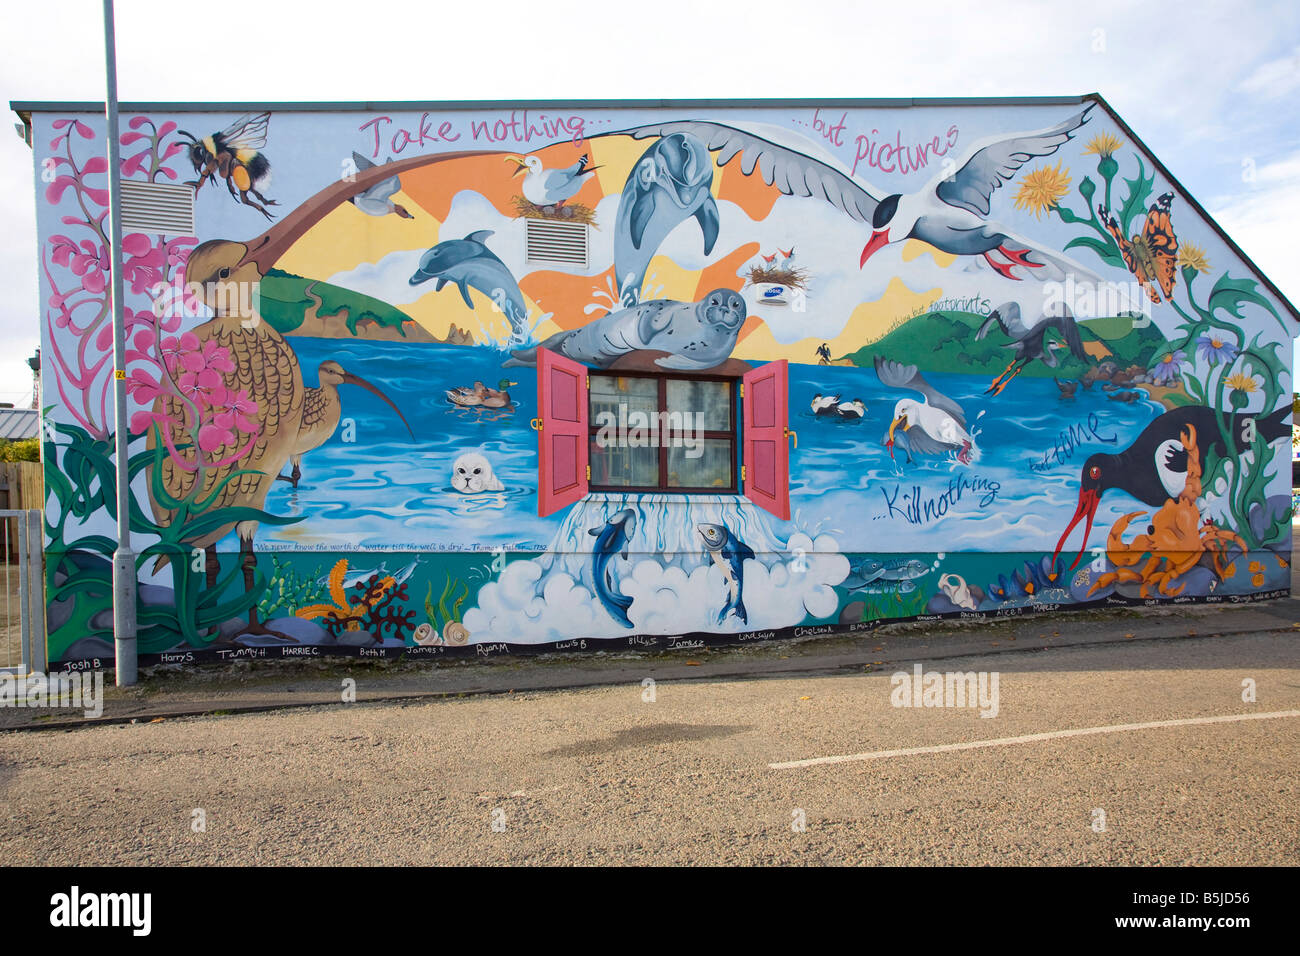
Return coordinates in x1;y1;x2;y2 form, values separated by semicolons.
447;378;516;409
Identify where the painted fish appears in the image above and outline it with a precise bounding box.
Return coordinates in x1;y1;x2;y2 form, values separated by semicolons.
315;563;388;589
390;558;423;587
843;559;929;593
697;522;755;625
589;509;637;628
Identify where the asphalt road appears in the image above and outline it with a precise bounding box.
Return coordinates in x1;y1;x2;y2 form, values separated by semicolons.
1;630;1296;865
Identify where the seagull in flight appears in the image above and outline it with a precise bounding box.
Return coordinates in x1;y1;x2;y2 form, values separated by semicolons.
348;152;414;219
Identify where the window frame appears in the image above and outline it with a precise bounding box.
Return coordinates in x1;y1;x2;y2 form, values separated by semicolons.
586;369;740;495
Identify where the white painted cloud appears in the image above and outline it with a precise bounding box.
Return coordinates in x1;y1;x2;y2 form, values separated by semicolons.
461;502;849;644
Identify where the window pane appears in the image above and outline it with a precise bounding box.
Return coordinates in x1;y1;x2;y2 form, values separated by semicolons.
589;436;659;488
666;439;734;489
589;375;658;429
666;379;731;432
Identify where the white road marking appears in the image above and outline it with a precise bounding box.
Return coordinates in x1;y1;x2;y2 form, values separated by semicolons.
769;710;1300;770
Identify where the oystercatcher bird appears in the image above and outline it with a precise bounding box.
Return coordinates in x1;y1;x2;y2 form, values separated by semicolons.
977;301;1088;396
1052;403;1290;570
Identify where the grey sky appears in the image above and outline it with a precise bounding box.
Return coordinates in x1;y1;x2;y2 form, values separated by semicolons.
2;0;1297;407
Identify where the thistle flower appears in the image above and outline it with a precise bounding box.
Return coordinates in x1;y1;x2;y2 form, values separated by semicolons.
1083;133;1122;160
1013;162;1072;219
1224;371;1260;395
1178;242;1210;275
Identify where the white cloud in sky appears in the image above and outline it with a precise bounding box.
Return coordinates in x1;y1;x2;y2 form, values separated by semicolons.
1236;45;1300;97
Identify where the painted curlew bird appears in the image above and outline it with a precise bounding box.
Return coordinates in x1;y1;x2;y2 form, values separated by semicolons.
148;238;306;636
278;360;414;489
148;148;497;636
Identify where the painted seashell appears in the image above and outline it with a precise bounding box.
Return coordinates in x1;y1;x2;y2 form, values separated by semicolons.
443;621;470;645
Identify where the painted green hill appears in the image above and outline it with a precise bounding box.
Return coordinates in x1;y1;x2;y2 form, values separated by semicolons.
258;267;417;336
841;309;1169;378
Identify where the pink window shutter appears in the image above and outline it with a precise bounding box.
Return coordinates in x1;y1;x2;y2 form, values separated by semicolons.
742;360;790;520
536;347;589;517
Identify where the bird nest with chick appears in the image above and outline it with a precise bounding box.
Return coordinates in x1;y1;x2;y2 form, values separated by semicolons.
746;265;808;290
511;196;599;225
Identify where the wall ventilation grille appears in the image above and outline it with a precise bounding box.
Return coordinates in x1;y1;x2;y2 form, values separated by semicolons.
119;180;195;236
525;218;588;267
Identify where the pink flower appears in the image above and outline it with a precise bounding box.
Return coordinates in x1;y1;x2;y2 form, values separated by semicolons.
125;368;164;404
216;389;259;434
177;367;225;406
198;421;235;453
129;410;163;434
179;338;235;376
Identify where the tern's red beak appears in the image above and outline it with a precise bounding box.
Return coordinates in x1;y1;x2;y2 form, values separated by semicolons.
1052;487;1101;572
860;229;890;268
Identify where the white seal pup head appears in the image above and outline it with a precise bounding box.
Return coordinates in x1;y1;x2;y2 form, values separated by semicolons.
451;452;505;494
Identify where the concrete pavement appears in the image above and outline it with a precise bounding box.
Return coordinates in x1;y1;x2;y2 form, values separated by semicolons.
0;629;1295;865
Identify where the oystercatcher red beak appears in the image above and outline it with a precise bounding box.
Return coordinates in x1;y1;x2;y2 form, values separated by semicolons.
860;229;890;268
1052;487;1101;572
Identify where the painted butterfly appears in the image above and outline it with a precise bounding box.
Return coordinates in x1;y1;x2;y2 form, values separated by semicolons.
1098;192;1179;304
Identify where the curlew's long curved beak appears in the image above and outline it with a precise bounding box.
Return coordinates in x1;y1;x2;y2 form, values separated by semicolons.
341;371;415;439
1052;487;1100;572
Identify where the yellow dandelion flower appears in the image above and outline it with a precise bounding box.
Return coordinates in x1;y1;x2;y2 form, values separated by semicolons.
1013;162;1072;219
1178;242;1210;274
1083;133;1122;159
1225;371;1259;394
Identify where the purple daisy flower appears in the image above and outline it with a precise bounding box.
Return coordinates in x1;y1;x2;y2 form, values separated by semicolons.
1196;333;1238;365
1149;349;1185;385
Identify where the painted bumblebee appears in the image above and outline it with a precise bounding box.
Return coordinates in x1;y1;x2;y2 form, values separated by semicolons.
177;112;278;219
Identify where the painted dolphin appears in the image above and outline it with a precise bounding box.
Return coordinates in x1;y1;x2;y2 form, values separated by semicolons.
504;289;745;370
408;230;529;339
697;522;754;625
614;132;720;304
589;509;637;628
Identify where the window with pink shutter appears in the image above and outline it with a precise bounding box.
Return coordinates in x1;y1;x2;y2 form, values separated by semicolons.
535;354;792;520
742;360;791;520
534;347;589;517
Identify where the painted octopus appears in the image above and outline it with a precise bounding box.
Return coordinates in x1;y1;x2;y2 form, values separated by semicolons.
1087;424;1245;599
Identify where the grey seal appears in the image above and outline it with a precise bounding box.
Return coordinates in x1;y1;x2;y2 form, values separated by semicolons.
503;288;745;370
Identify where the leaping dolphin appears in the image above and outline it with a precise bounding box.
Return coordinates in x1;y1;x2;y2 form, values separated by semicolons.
408;230;529;340
614;132;720;305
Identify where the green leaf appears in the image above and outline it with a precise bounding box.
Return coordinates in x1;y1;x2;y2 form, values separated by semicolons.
1118;155;1154;235
1063;235;1124;267
1206;273;1284;330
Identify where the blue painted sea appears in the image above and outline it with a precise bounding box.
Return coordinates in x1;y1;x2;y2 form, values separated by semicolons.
249;337;1168;556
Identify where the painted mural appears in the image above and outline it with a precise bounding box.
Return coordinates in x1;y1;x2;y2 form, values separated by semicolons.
23;97;1296;668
